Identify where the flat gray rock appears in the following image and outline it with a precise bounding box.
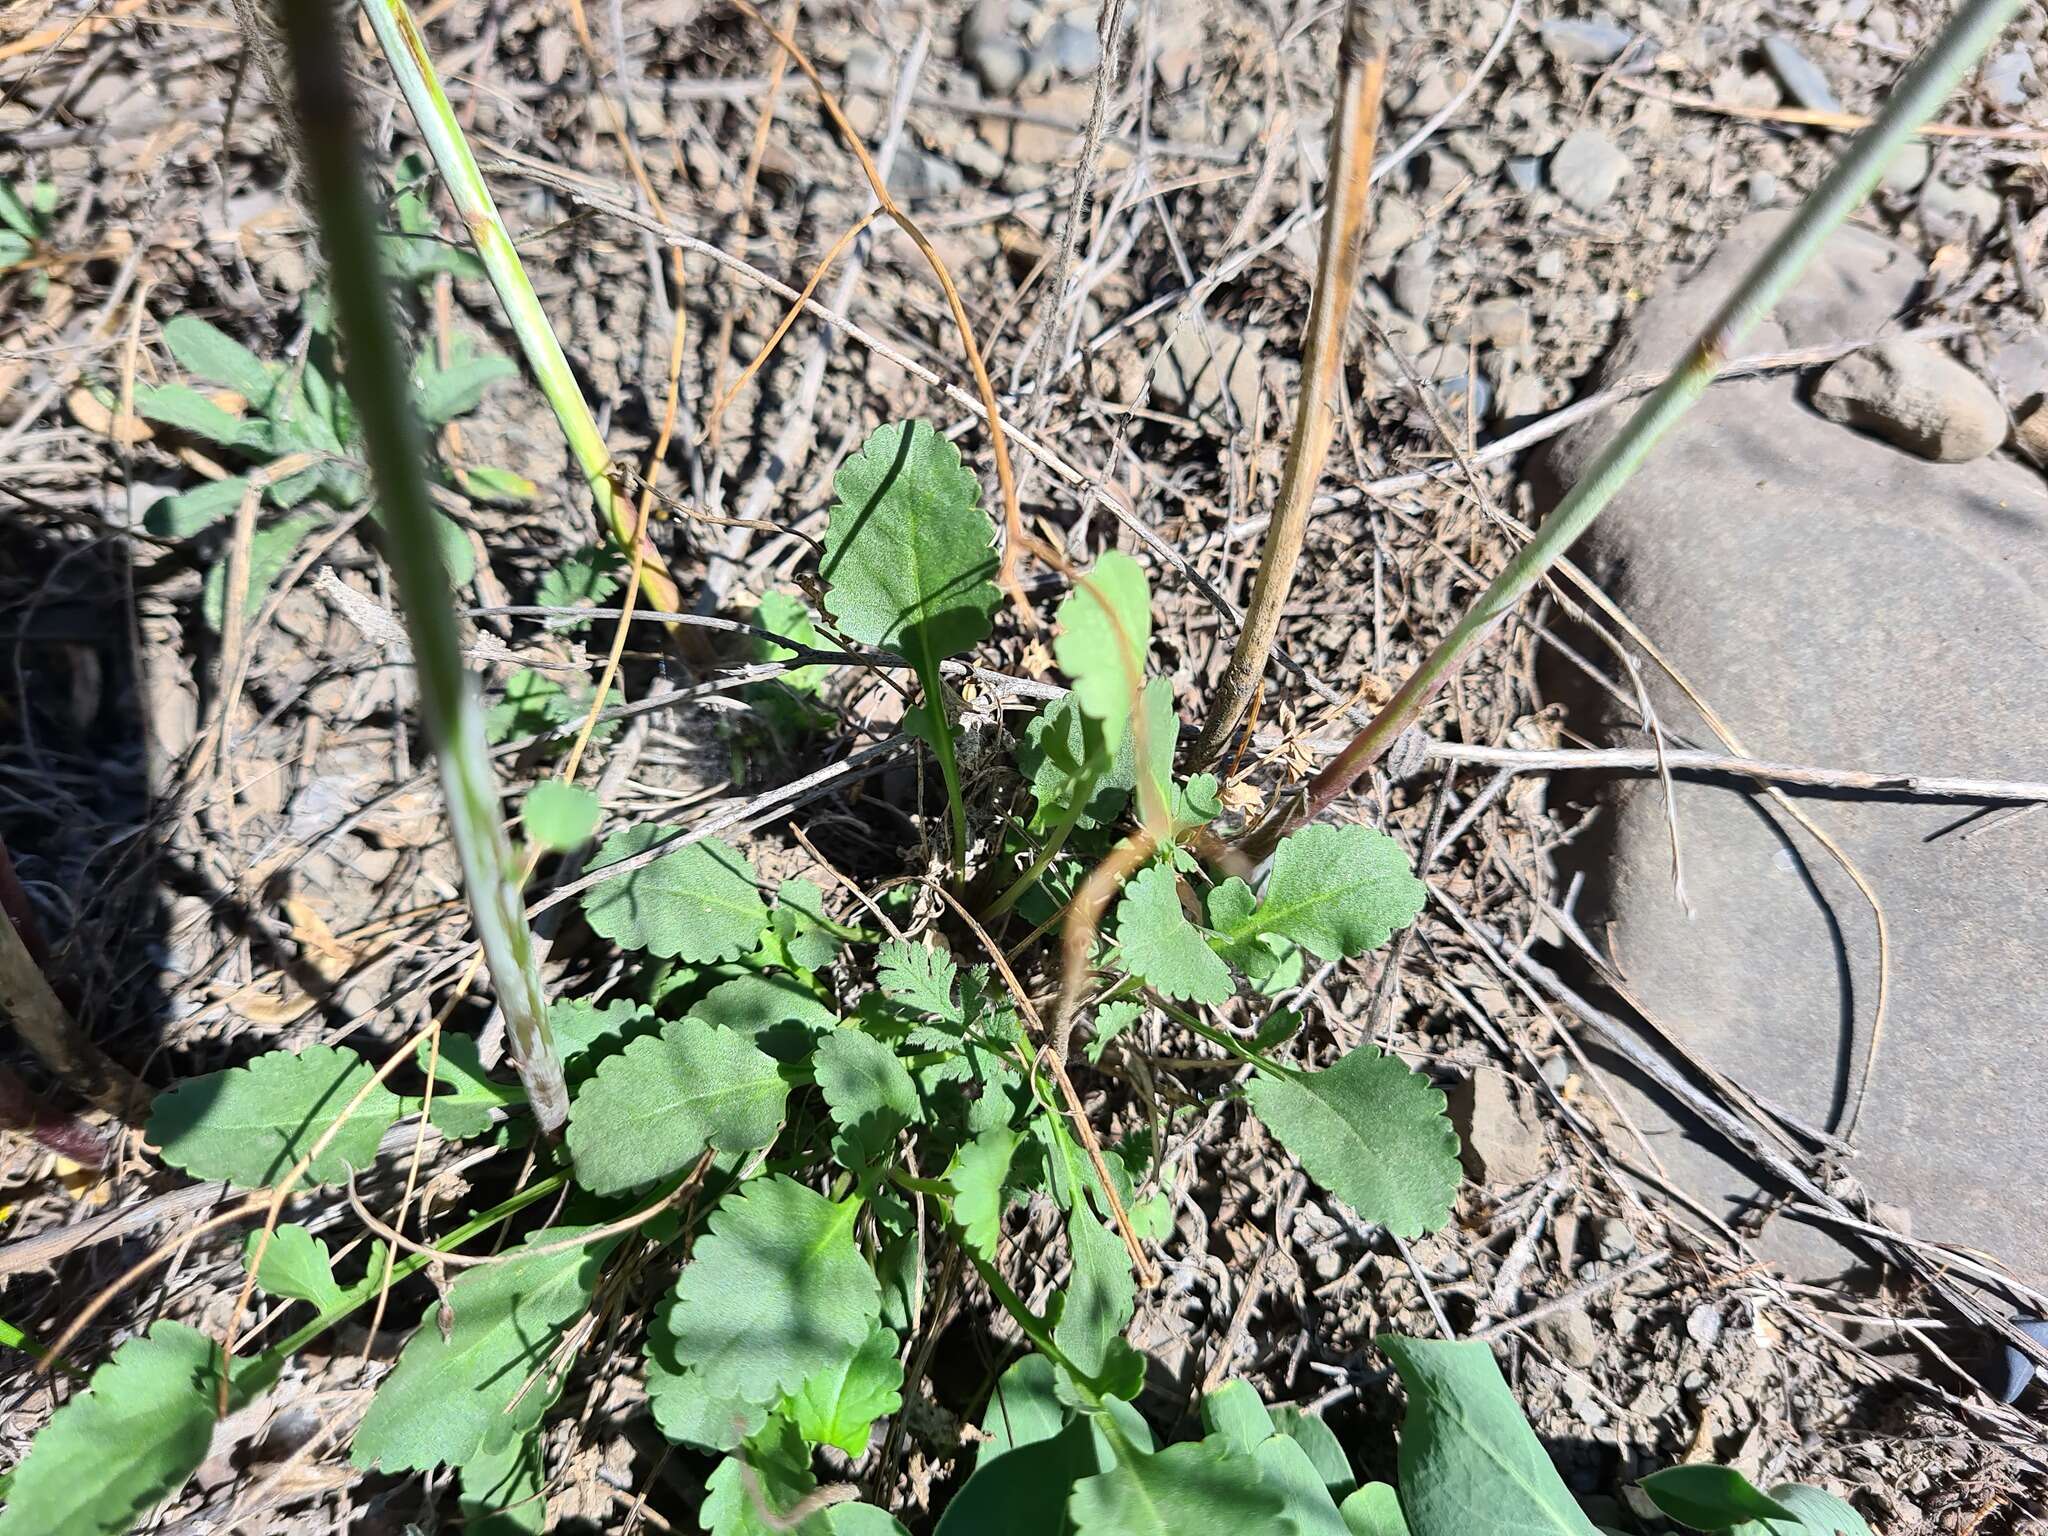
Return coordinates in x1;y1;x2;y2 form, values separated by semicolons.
1538;212;2048;1283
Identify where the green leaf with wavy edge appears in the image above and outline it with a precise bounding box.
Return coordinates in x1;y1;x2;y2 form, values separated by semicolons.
1641;1467;1798;1531
1114;862;1232;1004
548;995;644;1062
1053;550;1151;753
1069;1436;1288;1536
788;1322;903;1455
770;877;844;971
523;779;599;851
644;1312;768;1452
412;348;515;426
241;1223;345;1312
949;1124;1021;1260
1245;1045;1459;1239
418;1033;523;1140
1052;1202;1135;1382
565;1017;787;1194
815;1026;919;1169
148;1042;401;1190
694;972;836;1061
0;1321;274;1536
161;315;280;404
663;1176;881;1410
351;1225;619;1472
702;1417;817;1536
820;420;998;866
1340;1484;1412;1536
1209;823;1425;964
582;826;769;962
457;1434;546;1535
1377;1336;1599;1536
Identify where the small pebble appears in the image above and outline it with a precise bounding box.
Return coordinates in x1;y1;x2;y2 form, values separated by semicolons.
1984;48;2036;110
1550;128;1629;214
1438;373;1492;423
1919;176;2002;234
887;148;965;202
1686;1302;1724;1348
2014;402;2048;465
1506;155;1543;194
1748;170;1779;208
1539;18;1633;66
1761;34;1840;114
1880;141;1930;195
1812;340;2006;463
842;44;890;95
1042;16;1099;79
1391;243;1437;319
1595;1215;1637;1258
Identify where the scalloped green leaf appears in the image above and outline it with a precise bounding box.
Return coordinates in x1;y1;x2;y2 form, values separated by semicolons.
565;1017;788;1194
702;1417;815;1536
1214;823;1425;963
752;590;831;695
643;1312;768;1452
815;1026;919;1168
0;1323;244;1536
662;1176;880;1409
582;826;769;962
148;1043;401;1190
1115;862;1232;1004
1245;1045;1459;1239
351;1226;618;1472
535;545;620;622
242;1223;345;1313
1054;550;1151;752
1069;1437;1288;1536
548;995;645;1062
789;1321;903;1455
949;1124;1021;1260
418;1033;523;1140
523;779;600;851
1378;1336;1599;1536
819;419;998;663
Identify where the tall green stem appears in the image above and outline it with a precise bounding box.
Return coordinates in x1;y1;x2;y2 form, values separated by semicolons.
355;0;680;612
272;0;569;1130
917;658;972;883
1244;0;2024;860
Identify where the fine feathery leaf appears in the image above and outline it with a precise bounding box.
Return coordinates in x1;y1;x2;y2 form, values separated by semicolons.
242;1224;346;1313
788;1321;904;1456
1377;1336;1601;1536
523;779;600;851
0;1321;272;1536
1244;1045;1460;1240
351;1226;618;1472
1209;823;1426;964
819;419;999;664
565;1017;789;1195
877;938;963;1024
1069;1436;1288;1536
1114;863;1233;1005
662;1176;881;1409
1053;549;1152;752
813;1026;919;1168
148;1043;402;1190
582;826;769;962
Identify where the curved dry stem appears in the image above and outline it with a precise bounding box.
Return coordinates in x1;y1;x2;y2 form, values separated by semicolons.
1186;3;1387;769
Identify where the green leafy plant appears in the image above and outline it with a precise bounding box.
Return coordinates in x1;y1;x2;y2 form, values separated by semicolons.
0;180;56;287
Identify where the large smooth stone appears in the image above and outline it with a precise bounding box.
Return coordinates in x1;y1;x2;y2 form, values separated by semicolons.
1538;212;2048;1282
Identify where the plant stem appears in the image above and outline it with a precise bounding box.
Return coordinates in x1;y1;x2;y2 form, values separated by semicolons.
915;657;972;883
1243;0;2026;861
1185;1;1387;770
355;0;681;612
983;797;1088;920
273;0;570;1131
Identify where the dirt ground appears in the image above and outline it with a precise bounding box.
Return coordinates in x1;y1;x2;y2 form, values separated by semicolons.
2;0;2046;1530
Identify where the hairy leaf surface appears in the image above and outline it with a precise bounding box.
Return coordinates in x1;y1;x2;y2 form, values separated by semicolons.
582;826;768;962
149;1043;401;1190
1114;863;1232;1004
